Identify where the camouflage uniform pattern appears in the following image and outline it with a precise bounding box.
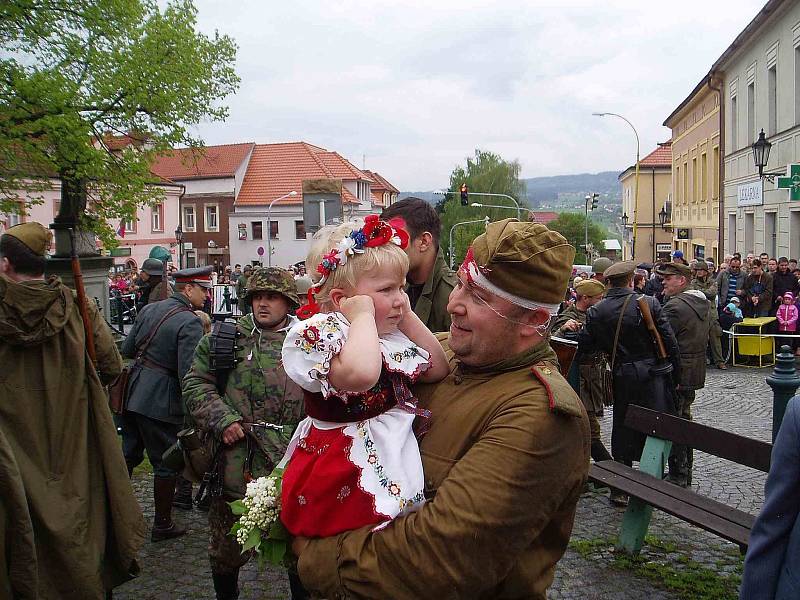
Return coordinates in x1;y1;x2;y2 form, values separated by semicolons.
182;308;305;575
690;275;724;364
242;267;300;307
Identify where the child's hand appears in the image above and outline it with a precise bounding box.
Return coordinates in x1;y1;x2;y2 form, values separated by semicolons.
397;289;413;326
340;295;375;322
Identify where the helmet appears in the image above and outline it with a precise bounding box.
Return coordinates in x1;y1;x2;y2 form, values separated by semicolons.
142;258;165;276
690;259;708;271
243;267;300;308
592;257;613;274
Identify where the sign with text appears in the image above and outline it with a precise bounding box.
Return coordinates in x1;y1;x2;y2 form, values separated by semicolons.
737;180;763;207
656;243;672;252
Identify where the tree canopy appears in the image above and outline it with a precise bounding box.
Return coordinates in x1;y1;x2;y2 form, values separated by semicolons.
0;0;239;246
546;212;610;264
439;149;528;267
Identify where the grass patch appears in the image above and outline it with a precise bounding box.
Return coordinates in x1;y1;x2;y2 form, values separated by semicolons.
569;535;743;600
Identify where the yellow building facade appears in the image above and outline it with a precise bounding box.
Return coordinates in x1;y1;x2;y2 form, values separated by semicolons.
618;142;674;262
664;81;721;263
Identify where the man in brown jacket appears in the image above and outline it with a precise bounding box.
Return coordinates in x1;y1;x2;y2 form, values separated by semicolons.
292;219;590;599
656;261;712;488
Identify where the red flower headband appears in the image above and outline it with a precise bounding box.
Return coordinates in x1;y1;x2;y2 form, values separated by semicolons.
296;215;410;319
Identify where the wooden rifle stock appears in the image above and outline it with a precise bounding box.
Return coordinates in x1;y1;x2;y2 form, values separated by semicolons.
69;229;97;365
636;296;667;361
550;336;579;379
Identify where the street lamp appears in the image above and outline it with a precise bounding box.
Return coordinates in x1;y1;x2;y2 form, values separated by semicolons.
594;112;640;259
266;191;298;267
621;212;629;227
435;190;522;220
448;217;490;269
174;225;184;269
752;129;772;179
658;207;669;230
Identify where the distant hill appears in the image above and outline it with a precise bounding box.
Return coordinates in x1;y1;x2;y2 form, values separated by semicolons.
522;171;621;207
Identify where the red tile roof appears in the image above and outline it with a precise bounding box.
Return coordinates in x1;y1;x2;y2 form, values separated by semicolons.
151;142;255;179
531;211;558;224
237;142;370;206
362;170;400;194
638;141;672;168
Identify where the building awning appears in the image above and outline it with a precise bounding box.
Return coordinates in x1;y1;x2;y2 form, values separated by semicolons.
603;239;622;251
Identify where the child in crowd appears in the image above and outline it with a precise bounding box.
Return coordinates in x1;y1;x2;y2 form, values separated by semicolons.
777;292;799;355
279;216;449;537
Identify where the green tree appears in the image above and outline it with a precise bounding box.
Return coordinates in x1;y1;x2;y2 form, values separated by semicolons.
547;212;609;264
440;149;528;267
0;0;239;246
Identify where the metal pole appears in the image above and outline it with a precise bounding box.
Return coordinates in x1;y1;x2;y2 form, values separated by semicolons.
449;218;490;268
766;345;800;441
266;191;298;268
584;196;590;264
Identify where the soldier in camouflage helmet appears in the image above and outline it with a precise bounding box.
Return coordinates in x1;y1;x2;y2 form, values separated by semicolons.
183;266;306;600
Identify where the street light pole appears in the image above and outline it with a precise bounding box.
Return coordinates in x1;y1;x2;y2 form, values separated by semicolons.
435;190;522;220
449;217;490;269
593;112;640;260
266;191;298;267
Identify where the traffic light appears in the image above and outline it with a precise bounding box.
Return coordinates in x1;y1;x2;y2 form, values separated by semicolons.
590;193;599;210
460;183;469;206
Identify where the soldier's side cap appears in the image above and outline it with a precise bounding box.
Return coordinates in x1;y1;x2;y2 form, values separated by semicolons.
464;218;575;308
592;257;613;274
603;260;635;278
142;257;166;276
244;266;300;308
655;262;692;277
690;259;709;271
575;279;605;297
174;265;213;288
3;222;51;256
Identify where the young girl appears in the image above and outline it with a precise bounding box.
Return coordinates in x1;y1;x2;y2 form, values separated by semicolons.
777;292;799;355
279;216;450;537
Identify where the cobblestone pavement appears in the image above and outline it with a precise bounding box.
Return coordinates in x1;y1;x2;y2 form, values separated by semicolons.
115;366;772;599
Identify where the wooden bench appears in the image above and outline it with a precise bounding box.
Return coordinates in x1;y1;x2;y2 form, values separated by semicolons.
588;405;773;554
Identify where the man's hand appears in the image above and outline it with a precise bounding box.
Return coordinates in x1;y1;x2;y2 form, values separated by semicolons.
561;319;581;332
222;422;245;445
292;535;311;557
339;295;375;322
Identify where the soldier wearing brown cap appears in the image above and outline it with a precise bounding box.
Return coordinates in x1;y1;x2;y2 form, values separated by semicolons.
0;222;145;597
579;260;680;505
552;279;613;463
690;259;726;370
293;219;590;600
655;261;712;488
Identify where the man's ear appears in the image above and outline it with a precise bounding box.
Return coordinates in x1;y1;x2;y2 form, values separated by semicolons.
0;256;8;274
415;232;434;253
329;288;346;311
518;307;551;338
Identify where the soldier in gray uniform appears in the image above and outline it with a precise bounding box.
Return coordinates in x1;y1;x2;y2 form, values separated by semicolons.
183;267;307;600
656;261;712;488
690;259;726;369
120;265;210;541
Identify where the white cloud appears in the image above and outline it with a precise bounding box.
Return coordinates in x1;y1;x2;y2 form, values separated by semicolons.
192;0;766;189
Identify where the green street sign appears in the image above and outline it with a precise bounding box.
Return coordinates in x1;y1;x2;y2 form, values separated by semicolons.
777;164;800;201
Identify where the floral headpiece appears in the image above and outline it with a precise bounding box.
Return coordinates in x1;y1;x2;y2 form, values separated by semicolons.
296;215;410;319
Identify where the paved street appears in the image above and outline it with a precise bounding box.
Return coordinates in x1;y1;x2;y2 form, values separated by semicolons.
116;366;772;599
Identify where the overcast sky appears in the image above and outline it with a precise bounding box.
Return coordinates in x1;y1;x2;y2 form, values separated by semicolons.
192;0;766;190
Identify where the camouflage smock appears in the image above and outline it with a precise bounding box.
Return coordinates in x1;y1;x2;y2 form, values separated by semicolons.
183;313;305;498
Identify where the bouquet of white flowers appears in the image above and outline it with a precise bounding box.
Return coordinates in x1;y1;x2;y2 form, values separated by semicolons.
229;469;289;566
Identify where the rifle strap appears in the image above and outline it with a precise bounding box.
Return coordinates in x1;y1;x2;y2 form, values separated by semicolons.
610;294;634;372
134;305;192;364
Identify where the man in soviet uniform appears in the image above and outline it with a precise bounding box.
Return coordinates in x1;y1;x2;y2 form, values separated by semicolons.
120;266;209;541
293;219;590;600
690;259;726;369
183;267;306;600
235;264;252;314
657;261;712;487
579;261;680;505
552;278;613;463
381;197;457;332
0;222;145;598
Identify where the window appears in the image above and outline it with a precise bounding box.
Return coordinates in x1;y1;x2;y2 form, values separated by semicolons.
683;161;688;206
712;146;720;199
731;95;738;149
183;205;195;231
795;47;800;124
186;250;196;269
383;192;389;206
151;203;164;232
269;220;279;239
53;200;61;217
675;165;681;204
358;181;370;203
251;221;263;240
765;212;777;258
6;211;21;228
692;157;698;203
768;65;777;135
205;204;219;232
701;153;708;203
791;211;800;259
747;82;755;145
124;216;137;234
728;214;737;254
295;220;306;240
745;212;754;254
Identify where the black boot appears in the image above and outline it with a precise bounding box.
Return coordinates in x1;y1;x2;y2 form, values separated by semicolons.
173;476;193;510
213;572;240;600
288;569;310;600
151;476;187;542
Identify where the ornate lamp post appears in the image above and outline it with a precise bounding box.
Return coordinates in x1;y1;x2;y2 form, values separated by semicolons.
752;129;772;179
174;225;184;269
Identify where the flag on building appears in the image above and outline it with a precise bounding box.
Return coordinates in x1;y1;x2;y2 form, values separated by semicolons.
116;220;125;238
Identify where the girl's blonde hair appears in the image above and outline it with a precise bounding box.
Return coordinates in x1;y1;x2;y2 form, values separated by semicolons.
194;310;212;335
306;218;409;306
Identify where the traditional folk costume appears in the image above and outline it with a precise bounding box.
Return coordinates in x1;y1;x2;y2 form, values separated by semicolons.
278;215;430;537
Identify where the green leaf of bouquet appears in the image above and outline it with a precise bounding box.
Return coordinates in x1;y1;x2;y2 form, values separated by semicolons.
267;520;289;541
241;527;261;552
229;500;247;515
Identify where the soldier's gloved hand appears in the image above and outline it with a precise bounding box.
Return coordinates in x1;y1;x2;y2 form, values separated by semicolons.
222;422;245;445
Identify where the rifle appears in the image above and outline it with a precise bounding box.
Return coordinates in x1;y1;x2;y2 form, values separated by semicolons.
69;228;97;366
162;257;169;300
637;295;668;360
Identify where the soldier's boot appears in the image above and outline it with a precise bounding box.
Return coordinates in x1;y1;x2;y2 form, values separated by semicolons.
288;569;310;600
151;476;187;542
212;571;240;600
173;476;193;510
666;444;691;488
